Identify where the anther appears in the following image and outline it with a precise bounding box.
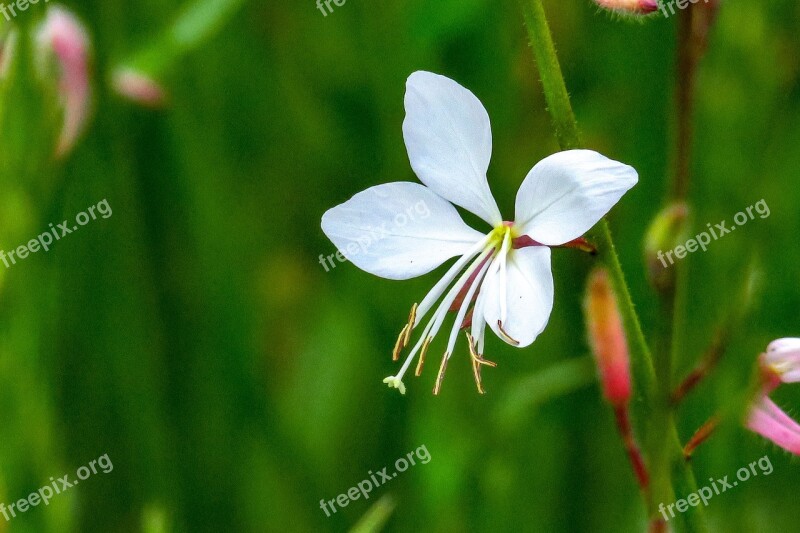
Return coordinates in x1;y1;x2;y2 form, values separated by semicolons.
433;353;450;395
466;332;497;367
497;321;520;346
404;303;418;346
471;358;485;394
393;325;409;361
415;336;432;376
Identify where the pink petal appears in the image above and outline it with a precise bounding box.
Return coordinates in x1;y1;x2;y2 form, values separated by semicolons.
112;68;167;108
38;6;92;158
747;396;800;455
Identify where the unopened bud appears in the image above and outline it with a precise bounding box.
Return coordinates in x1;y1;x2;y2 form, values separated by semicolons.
36;5;92;158
585;268;631;407
644;202;689;292
112;67;167;108
593;0;659;15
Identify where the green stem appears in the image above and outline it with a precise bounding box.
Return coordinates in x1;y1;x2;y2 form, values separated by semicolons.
116;0;247;79
520;0;581;151
520;1;707;531
520;0;654;419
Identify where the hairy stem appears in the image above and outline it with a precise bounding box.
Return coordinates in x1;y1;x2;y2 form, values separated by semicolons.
520;0;581;151
520;1;707;530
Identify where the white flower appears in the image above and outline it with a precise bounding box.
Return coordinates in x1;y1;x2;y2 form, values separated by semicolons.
321;71;638;395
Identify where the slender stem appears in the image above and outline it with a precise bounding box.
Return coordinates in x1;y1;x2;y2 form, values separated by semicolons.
520;1;707;531
613;405;650;495
520;0;581;151
116;0;247;79
521;1;652;390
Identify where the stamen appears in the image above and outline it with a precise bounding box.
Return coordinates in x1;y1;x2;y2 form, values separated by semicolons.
467;332;495;394
386;243;494;392
433;352;450;395
444;255;493;357
497;320;520;346
471;283;489;356
471;358;485;394
448;255;492;312
497;228;512;325
415;336;432;376
392;324;409;361
404;303;418;346
466;332;497;368
414;234;494;327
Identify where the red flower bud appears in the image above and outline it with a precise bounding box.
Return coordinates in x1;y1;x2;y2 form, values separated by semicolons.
585;268;631;406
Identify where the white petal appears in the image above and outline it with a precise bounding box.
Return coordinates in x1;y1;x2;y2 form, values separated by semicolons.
765;338;800;383
321;182;485;280
766;338;800;355
514;150;638;245
403;71;502;226
482;247;554;348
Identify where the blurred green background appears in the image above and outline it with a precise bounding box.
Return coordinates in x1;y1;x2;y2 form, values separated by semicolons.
0;0;799;531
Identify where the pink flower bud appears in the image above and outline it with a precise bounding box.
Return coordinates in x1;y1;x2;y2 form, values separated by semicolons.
761;338;800;385
593;0;659;15
112;68;167;108
746;396;800;456
37;5;92;158
585;268;631;406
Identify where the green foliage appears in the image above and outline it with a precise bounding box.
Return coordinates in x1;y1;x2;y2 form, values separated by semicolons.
0;0;798;532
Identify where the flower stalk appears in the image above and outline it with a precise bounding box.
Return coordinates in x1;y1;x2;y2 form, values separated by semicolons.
112;0;246;106
585;268;650;496
520;1;708;530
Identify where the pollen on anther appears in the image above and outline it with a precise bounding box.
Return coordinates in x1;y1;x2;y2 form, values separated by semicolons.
404;303;418;346
497;320;520;346
415;336;432;376
433;353;450;395
393;325;409;361
466;332;497;368
466;332;496;394
471;359;486;394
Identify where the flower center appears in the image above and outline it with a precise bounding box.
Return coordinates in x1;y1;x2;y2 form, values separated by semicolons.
490;223;518;250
